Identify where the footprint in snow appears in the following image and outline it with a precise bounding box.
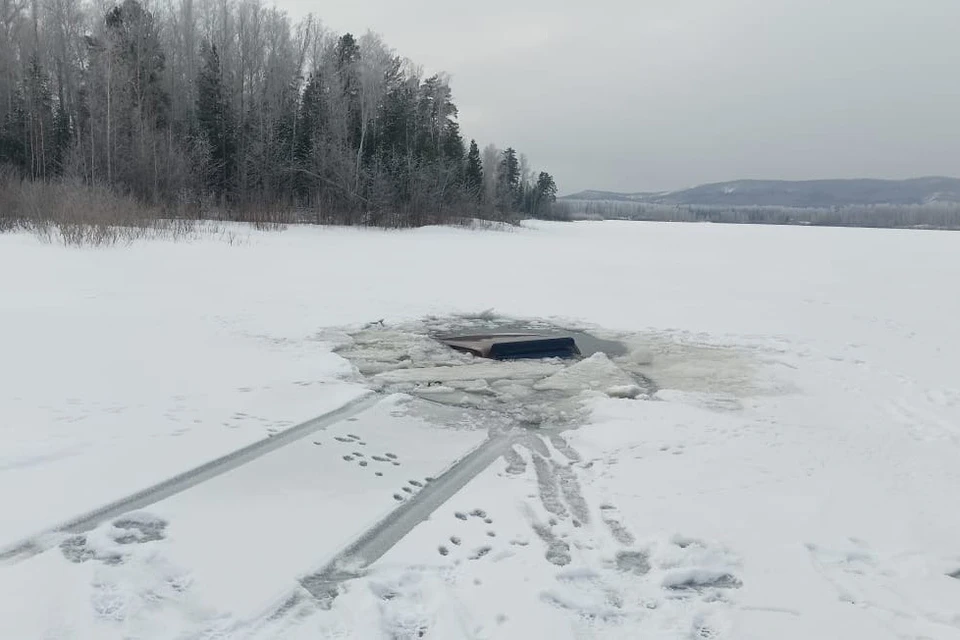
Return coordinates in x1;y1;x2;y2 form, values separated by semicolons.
600;503;635;546
111;514;168;544
469;546;493;560
614;550;650;575
665;573;742;591
672;535;704;549
60;535;121;565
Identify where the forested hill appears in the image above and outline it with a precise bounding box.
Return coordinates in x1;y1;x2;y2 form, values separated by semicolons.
0;0;558;225
564;177;960;208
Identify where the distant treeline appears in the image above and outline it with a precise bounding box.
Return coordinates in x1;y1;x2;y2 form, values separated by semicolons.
0;0;558;229
552;200;960;230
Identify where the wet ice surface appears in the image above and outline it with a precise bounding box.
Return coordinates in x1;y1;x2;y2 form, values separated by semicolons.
327;314;770;433
328;316;667;430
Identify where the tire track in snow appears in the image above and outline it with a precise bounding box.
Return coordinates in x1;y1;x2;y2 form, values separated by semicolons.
0;392;381;563
548;433;582;463
296;431;518;605
532;453;568;519
502;445;527;475
553;461;590;525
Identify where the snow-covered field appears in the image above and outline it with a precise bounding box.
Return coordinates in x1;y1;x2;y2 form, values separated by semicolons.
1;221;959;639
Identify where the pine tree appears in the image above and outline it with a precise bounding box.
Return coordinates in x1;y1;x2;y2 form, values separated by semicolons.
52;101;72;176
196;39;233;199
441;121;465;180
464;139;483;201
297;72;323;158
295;70;325;201
496;147;521;214
0;55;58;180
336;33;361;151
536;171;557;203
377;76;419;206
530;171;558;217
106;0;169;130
98;0;170;199
0;88;28;172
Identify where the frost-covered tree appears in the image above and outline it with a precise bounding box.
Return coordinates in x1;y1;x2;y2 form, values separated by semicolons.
495;146;520;214
196;39;233;200
464;139;482;201
0;0;558;227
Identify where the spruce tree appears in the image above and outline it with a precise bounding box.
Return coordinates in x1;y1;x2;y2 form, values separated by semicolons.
196;39;233;199
464;139;483;201
496;147;521;213
530;171;558;217
536;171;557;203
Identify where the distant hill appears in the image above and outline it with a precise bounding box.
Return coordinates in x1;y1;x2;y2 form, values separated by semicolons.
563;177;960;208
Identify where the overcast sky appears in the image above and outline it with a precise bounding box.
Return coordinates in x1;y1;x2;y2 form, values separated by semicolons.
281;0;960;194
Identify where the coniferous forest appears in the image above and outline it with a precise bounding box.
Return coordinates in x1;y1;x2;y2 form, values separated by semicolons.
0;0;558;226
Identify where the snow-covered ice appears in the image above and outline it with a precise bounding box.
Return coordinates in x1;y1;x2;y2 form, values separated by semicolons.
2;221;960;639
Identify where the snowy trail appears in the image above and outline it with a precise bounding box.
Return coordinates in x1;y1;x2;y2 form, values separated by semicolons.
0;392;380;563
295;430;518;605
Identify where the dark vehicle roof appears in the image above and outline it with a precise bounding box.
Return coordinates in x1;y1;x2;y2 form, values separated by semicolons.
439;334;581;360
